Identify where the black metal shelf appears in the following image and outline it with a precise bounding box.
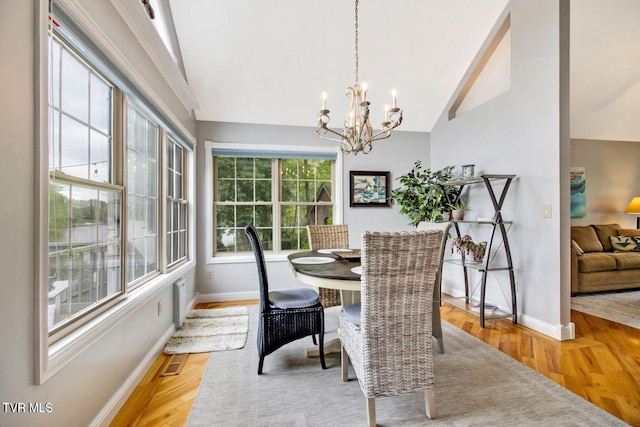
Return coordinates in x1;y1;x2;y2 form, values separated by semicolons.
440;174;517;327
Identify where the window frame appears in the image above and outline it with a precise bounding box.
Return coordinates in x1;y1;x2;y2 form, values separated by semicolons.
204;141;343;264
36;0;196;384
166;136;189;267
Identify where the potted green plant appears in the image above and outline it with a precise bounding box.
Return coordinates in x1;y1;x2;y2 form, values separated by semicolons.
391;161;460;227
449;201;468;221
452;235;487;263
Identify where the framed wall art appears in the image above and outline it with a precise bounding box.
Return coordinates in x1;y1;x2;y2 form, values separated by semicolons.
349;171;391;207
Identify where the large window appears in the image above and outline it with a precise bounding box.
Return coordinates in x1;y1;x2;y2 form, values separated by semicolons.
213;154;335;255
46;28;191;338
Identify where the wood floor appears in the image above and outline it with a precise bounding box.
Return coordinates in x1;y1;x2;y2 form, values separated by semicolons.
111;300;640;427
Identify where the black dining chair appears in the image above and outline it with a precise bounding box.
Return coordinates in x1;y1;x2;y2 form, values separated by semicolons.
244;225;327;374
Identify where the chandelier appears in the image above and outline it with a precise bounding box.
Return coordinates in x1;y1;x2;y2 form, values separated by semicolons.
316;0;403;155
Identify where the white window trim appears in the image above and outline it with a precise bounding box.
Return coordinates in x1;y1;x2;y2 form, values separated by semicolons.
110;0;199;112
204;141;344;265
35;0;197;383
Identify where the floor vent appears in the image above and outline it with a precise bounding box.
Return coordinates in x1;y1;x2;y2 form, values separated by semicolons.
160;353;188;377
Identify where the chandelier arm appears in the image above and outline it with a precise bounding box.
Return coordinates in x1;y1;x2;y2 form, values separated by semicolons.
317;126;350;143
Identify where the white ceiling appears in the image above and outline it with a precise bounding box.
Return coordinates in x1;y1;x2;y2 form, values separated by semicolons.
169;0;640;141
169;0;509;133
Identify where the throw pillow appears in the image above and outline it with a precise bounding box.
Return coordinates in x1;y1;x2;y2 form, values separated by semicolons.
592;224;621;252
609;236;639;252
617;228;640;237
571;239;584;256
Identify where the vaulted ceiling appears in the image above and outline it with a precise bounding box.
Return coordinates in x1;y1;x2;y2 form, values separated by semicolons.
169;0;640;140
169;0;509;133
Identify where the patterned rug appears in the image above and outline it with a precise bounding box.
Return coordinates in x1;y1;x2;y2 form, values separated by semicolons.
164;306;249;354
186;305;625;426
571;289;640;329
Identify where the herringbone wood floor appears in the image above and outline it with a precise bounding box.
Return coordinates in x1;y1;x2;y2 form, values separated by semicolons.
111;300;640;427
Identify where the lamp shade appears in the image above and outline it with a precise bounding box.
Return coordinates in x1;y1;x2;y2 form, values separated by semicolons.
624;197;640;214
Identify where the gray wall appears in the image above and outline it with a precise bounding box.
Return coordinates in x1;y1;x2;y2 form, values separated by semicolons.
570;139;640;228
0;1;197;426
430;0;573;338
195;121;429;300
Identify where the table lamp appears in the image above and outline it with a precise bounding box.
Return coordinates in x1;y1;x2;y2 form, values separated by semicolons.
624;197;640;229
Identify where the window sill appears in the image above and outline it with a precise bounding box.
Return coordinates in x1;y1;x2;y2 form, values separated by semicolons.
208;253;295;265
40;260;194;384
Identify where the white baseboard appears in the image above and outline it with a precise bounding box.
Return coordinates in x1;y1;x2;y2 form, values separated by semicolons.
518;314;575;341
90;324;175;427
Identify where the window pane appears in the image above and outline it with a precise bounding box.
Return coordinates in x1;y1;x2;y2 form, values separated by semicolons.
237;205;254;226
216;205;235;228
90;74;111;134
48;180;122;330
255;158;270;178
254;204;272;228
61;49;89;122
281;205;296;227
236;158;254;178
217;179;235;202
255;180;271;202
217;157;235;179
281;180;296;202
60;115;89;179
237;180;254;202
298;180;315;202
217;228;236;252
90;129;110;182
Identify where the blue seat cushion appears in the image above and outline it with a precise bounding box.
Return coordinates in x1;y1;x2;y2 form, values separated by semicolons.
342;303;361;326
269;288;320;309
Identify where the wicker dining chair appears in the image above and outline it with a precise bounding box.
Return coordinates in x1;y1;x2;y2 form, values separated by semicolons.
339;230;445;426
307;224;349;308
417;221;452;354
244;225;327;374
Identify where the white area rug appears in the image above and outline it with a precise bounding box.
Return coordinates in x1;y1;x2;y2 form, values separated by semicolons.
164;306;249;355
186;305;625;426
571;289;640;329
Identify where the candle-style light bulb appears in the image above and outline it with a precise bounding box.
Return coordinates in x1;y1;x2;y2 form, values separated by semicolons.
384;104;390;122
322;91;327;110
362;81;368;103
391;89;397;109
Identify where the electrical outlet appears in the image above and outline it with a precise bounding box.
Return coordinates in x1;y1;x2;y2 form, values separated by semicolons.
207;270;214;279
157;300;163;316
543;204;552;218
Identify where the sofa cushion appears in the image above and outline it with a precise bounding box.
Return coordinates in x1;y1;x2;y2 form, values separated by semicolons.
576;253;616;273
610;235;639;252
613;252;640;270
571;226;603;253
592;224;621;252
618;228;640;237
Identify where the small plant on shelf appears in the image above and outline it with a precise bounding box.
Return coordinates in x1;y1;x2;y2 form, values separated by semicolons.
452;235;486;263
449;201;469;221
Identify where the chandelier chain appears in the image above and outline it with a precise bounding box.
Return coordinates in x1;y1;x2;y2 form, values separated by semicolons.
354;0;359;85
316;0;402;155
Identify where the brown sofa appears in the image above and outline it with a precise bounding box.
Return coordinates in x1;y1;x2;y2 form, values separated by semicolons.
571;223;640;294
